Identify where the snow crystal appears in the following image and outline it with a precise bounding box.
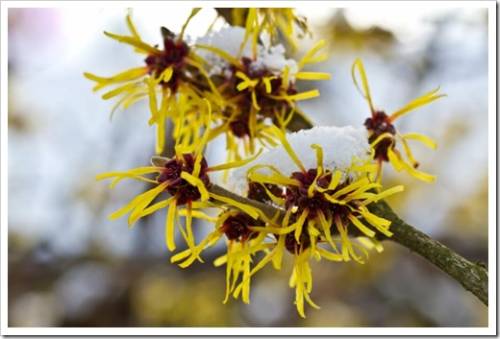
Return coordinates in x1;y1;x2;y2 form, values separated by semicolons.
225;126;371;194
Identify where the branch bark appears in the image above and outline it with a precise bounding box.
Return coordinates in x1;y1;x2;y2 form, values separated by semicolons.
369;201;488;305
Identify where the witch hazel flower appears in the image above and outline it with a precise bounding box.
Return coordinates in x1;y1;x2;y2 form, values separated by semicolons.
84;10;222;154
225;125;404;317
195;25;330;162
229;8;311;52
171;208;274;305
95;100;264;254
352;58;446;182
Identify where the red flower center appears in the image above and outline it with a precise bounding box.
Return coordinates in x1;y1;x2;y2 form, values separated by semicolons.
285;232;311;254
221;213;260;242
144;28;189;92
224;57;298;138
157;153;209;205
364;111;396;162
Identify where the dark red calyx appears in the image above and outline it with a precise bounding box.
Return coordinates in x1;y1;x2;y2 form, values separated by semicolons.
229;116;251;138
285;169;330;219
144;29;189;92
285;232;311;254
222;57;297;121
221;212;259;242
364;111;396;162
157;153;210;205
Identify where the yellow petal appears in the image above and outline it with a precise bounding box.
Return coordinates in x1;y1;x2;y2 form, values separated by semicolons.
247;171;300;187
298;39;326;69
84;67;148;88
179;8;201;41
248;224;295;235
310;144;324;174
194;44;241;66
317;211;338;251
359;208;393;237
295;72;331;81
137;197;174;219
126;12;140;39
387;147;404;171
268;125;305;172
165;199;177;251
103;31;159;54
351;58;374;113
403;162;437;183
209;192;260;220
390;87;445;121
294;209;309;242
348;214;376;238
180;171;209;201
278;89;320;102
317;247;343;262
95;166;161;181
329;177;370;199
370;132;394;148
403;132;437;150
101;82;139;100
361;185;405;205
328;170;343;191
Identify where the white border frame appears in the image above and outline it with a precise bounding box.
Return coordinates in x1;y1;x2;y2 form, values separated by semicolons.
0;1;496;336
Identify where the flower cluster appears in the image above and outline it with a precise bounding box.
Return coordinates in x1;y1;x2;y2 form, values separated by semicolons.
88;8;444;318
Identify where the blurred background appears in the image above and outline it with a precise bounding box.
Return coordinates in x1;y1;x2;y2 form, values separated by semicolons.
8;6;488;327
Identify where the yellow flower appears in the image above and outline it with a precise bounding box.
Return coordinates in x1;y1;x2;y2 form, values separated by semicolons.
84;10;221;154
244;126;403;317
96;100;262;253
197;34;330;165
230;8;311;52
171;209;273;305
352;58;446;182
